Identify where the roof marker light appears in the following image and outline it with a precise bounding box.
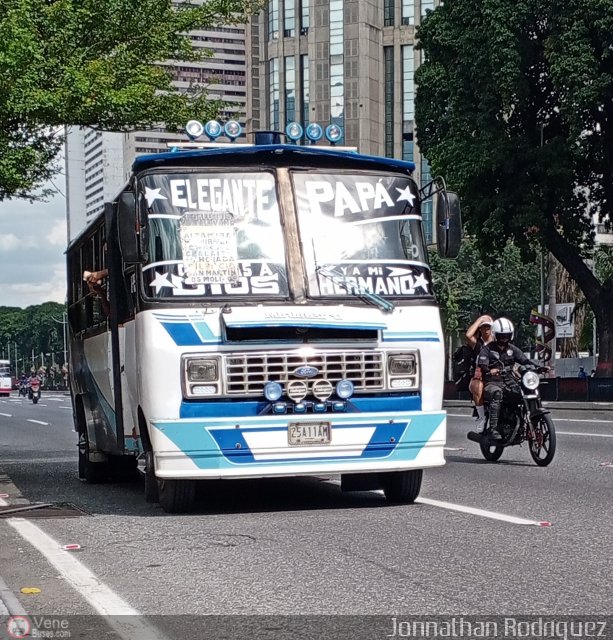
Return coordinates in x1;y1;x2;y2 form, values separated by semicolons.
224;120;242;141
285;122;304;142
325;124;343;145
185;119;204;140
204;120;223;140
305;123;323;143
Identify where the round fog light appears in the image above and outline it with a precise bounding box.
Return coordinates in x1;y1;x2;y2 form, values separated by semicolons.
264;381;283;402
336;379;354;399
312;379;333;401
287;380;308;402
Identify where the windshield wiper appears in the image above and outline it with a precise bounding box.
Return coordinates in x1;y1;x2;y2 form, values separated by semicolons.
316;266;395;313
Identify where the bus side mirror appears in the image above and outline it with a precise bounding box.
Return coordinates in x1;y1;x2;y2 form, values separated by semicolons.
435;190;462;258
117;192;140;264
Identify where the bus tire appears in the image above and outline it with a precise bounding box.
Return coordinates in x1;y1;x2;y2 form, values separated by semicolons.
144;451;159;503
381;469;422;504
158;479;196;513
78;429;108;484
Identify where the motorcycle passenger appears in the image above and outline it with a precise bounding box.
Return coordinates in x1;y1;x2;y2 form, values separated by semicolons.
465;314;494;433
475;317;539;441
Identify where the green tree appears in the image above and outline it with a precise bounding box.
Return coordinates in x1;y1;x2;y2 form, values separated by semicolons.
431;237;540;350
416;0;613;375
0;0;254;200
0;302;67;373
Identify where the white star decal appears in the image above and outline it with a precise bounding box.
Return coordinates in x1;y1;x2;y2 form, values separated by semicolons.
145;187;167;207
396;186;416;207
413;273;429;292
149;271;175;293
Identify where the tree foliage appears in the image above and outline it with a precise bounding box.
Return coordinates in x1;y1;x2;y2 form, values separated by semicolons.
0;0;255;200
416;0;613;374
0;302;67;372
430;237;540;349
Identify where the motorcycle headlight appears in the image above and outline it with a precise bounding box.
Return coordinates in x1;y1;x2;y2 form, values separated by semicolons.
522;371;540;390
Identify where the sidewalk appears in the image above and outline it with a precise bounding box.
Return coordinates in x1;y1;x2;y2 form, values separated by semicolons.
444;399;613;411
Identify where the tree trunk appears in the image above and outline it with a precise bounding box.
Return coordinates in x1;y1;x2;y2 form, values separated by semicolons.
545;229;613;377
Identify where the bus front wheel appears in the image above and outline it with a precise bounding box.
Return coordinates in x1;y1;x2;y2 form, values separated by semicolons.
158;479;196;513
381;469;422;504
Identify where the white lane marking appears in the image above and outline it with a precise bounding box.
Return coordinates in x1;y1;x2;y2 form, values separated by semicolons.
557;431;613;438
416;497;550;526
0;412;11;417
7;519;171;640
26;419;49;426
61;406;72;410
0;458;75;465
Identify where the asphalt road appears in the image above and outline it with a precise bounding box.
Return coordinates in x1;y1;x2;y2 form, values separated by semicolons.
0;393;611;637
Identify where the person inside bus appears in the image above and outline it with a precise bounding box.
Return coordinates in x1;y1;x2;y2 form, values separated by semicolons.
84;268;110;317
465;314;494;433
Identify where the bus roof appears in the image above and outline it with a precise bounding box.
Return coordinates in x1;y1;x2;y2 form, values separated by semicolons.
131;144;416;174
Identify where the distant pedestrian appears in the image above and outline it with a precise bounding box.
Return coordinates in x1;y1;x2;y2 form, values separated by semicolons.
578;366;588;379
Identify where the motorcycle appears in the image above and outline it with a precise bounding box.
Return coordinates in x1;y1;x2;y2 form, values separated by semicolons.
28;377;41;404
467;364;556;466
18;381;28;397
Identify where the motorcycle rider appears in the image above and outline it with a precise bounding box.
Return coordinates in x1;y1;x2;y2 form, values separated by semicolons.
474;317;541;441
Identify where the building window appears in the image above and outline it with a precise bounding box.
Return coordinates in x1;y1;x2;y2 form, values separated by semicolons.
421;157;433;244
384;46;394;157
329;0;344;135
301;54;309;124
384;0;395;26
284;0;295;36
401;0;414;24
421;0;434;18
300;0;309;34
268;0;279;40
269;58;280;130
402;45;414;122
285;56;296;124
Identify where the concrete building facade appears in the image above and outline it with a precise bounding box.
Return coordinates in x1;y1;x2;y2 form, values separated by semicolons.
245;0;440;241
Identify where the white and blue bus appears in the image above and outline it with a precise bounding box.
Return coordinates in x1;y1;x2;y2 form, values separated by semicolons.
66;122;461;512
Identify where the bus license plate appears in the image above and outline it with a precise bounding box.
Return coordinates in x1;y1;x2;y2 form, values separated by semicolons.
288;422;331;446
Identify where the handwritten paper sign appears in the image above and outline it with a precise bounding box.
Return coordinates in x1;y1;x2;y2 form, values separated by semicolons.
179;211;239;284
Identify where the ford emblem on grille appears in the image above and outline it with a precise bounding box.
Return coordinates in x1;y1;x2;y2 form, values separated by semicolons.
293;365;319;378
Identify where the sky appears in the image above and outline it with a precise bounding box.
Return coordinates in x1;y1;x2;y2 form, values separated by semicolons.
0;180;67;309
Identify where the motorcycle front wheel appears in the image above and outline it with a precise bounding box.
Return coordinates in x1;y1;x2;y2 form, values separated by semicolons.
529;414;556;466
479;441;504;462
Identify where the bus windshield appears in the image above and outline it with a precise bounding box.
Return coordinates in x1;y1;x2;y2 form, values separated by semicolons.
292;172;433;299
139;171;288;299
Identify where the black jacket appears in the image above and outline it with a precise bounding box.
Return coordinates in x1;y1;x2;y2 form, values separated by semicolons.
477;342;535;385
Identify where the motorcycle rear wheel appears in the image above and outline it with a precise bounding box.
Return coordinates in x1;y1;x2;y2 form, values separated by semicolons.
479;441;504;462
529;414;556;466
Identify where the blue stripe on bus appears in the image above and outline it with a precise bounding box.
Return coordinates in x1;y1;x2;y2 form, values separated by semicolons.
159;322;214;346
179;395;421;419
152;412;444;469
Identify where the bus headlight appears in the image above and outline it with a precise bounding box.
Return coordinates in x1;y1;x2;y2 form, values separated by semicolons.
522;371;540;390
388;354;416;376
183;356;221;397
388;353;418;390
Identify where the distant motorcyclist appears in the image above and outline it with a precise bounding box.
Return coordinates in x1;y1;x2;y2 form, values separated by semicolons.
475;318;541;440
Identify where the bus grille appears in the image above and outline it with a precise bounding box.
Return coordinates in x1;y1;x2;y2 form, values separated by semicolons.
225;350;385;396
